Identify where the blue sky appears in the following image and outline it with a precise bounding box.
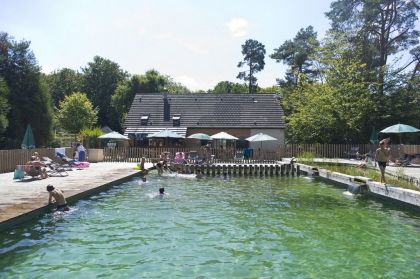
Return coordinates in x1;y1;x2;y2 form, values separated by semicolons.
0;0;334;90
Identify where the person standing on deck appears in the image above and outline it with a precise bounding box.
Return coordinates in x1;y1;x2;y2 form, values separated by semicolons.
375;138;391;184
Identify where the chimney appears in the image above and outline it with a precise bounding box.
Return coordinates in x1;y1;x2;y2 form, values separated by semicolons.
163;93;170;121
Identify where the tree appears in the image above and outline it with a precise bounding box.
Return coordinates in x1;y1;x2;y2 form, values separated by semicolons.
212;81;248;93
270;26;320;85
45;68;83;107
57;92;98;134
0;32;54;148
0;76;10;134
258;85;282;93
110;69;190;129
326;0;420;95
284;35;375;143
237;39;266;93
82;56;128;130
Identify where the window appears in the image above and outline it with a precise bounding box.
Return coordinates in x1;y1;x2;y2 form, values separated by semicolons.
172;115;181;127
140;115;149;126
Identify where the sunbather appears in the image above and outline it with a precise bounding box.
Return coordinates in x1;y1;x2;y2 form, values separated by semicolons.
26;156;48;179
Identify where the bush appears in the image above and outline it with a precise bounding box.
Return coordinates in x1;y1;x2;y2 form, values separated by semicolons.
80;127;103;148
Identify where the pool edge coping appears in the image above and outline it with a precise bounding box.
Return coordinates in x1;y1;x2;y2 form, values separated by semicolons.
0;170;145;232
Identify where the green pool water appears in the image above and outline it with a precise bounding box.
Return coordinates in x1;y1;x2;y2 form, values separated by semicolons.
1;175;419;278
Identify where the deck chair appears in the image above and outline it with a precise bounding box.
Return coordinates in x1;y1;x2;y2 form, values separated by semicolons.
394;156;411;167
55;151;76;165
42;157;69;176
234;150;244;160
345;147;360;159
187;151;199;163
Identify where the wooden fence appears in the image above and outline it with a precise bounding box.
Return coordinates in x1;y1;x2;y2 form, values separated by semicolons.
102;147;280;164
0;148;72;174
1;144;419;173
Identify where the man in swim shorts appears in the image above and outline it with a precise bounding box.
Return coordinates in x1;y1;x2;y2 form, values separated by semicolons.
375;139;390;184
46;184;70;211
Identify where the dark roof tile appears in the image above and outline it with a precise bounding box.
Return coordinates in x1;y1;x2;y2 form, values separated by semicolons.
124;93;286;129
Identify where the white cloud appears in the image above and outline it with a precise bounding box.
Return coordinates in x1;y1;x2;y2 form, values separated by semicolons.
226;18;249;37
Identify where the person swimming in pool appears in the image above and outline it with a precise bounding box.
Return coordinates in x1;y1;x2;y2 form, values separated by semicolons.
139;176;147;185
159;187;165;195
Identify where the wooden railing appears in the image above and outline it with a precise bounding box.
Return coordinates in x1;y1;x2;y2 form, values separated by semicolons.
1;144;419;173
102;147;280;163
0;148;72;174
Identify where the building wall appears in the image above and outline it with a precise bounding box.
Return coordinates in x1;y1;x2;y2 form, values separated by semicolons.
186;127;285;150
187;128;251;138
249;128;284;151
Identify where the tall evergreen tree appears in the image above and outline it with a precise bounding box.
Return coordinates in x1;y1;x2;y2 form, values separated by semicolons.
0;32;53;148
237;39;266;93
326;0;419;95
271;26;320;86
0;76;10;134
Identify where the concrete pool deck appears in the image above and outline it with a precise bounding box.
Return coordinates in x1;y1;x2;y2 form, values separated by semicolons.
0;162;153;231
286;158;420;182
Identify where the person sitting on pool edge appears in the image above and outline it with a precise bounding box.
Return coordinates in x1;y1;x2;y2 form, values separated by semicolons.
46;185;70;211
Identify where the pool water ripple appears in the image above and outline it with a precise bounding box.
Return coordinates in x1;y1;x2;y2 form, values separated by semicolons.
1;175;419;278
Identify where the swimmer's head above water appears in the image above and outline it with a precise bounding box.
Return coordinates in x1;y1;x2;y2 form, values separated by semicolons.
159;187;165;194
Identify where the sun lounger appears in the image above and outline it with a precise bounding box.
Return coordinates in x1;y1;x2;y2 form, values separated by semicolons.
42;157;69;176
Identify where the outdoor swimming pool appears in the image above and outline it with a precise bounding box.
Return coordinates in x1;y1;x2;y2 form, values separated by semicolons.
0;174;419;278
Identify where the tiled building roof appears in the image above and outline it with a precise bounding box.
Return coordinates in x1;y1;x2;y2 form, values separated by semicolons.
123;93;286;133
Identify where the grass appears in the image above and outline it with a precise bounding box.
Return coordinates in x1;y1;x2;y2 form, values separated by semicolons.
296;153;419;191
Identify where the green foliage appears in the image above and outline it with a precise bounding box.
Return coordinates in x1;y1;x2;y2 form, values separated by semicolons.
313;163;418;190
0;32;54;148
111;70;190;129
82;56;128;130
0;76;10;133
258;85;282;93
80;127;103;148
45;68;83;107
297;151;315;164
237;39;266;93
271;26;320;85
283;33;380;143
211;81;248;93
326;0;419;95
57;92;98;134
